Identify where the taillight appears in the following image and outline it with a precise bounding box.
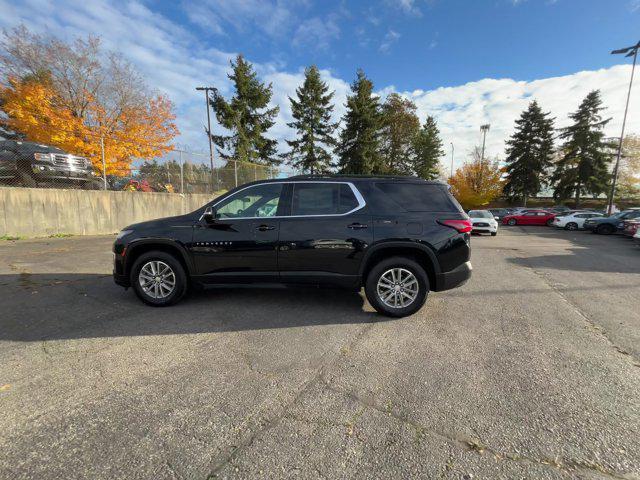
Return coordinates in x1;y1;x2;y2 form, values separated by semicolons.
438;219;473;233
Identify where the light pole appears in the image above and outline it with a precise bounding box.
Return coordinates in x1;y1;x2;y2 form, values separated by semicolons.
480;124;490;162
608;41;639;215
450;142;455;179
196;86;217;192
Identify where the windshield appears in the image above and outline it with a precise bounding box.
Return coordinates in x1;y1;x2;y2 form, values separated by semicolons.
469;210;493;218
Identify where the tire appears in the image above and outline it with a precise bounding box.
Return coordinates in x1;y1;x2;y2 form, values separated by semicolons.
130;251;188;306
507;218;517;226
596;224;615;235
17;170;37;187
491;231;497;236
565;222;578;231
365;256;429;318
546;219;554;227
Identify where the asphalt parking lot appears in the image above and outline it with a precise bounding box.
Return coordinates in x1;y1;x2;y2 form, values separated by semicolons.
1;226;639;480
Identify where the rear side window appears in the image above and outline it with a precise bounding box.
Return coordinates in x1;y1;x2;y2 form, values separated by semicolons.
375;183;460;212
292;183;360;216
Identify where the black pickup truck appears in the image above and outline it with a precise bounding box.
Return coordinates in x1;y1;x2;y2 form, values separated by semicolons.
0;140;101;188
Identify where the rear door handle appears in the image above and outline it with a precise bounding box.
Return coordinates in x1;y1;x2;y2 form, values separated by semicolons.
256;224;276;231
348;223;368;229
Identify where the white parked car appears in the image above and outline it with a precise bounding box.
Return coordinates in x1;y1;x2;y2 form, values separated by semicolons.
468;209;498;236
552;211;604;230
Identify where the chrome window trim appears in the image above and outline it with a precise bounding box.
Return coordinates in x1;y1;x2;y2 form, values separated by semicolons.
200;181;367;221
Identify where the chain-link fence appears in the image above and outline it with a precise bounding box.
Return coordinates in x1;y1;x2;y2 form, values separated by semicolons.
0;139;299;194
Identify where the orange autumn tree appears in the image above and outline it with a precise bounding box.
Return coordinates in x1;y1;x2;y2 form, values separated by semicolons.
0;77;178;175
449;147;504;209
0;27;178;175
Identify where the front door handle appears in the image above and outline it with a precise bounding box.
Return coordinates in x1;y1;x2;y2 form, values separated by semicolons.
256;224;276;231
348;223;368;229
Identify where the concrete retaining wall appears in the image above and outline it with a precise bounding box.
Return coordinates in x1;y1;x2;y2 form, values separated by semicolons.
0;187;214;237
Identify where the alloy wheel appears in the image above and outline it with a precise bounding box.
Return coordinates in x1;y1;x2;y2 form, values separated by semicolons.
376;268;419;309
138;260;176;299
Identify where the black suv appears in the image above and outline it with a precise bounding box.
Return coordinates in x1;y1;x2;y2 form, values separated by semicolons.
0;140;100;188
113;176;472;317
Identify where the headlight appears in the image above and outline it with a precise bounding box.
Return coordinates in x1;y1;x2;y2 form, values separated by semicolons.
116;229;133;240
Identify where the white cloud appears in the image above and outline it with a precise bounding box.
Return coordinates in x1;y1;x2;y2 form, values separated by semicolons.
181;0;301;38
0;0;638;175
379;29;401;53
387;0;423;16
390;65;639;170
293;16;341;51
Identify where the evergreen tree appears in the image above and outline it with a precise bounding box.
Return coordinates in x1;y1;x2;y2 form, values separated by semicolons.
283;65;338;174
551;90;613;207
412;116;444;180
336;69;384;174
380;93;420;174
503;100;555;206
210;54;280;165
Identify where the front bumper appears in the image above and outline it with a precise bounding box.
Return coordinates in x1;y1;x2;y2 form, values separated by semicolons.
435;261;472;292
31;162;97;181
113;244;130;287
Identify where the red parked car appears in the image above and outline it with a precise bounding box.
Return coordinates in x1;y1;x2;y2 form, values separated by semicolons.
502;209;556;226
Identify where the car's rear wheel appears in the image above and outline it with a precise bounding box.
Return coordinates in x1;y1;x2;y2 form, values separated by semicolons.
365;256;428;318
546;219;554;226
565;222;578;231
596;224;614;235
131;251;188;306
507;218;517;226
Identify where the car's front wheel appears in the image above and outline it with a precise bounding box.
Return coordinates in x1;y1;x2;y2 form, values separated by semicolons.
365;257;429;318
131;251;188;306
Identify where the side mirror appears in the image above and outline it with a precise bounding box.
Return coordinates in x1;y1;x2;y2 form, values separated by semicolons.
494;216;499;220
202;206;216;224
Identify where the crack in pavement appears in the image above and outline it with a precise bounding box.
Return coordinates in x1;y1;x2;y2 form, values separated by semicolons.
516;253;640;368
203;318;378;479
317;377;635;480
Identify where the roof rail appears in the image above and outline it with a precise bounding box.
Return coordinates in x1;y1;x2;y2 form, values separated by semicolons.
288;173;420;180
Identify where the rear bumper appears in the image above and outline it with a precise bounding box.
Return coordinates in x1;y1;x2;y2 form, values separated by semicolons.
434;261;472;292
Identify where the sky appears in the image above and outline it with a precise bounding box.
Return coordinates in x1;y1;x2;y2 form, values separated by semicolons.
1;0;639;172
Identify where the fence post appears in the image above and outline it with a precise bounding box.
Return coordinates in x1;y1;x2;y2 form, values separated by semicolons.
179;150;184;194
234;160;238;188
100;136;107;190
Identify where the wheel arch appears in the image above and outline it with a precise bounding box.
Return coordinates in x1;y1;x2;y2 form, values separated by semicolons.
125;239;193;279
360;242;440;289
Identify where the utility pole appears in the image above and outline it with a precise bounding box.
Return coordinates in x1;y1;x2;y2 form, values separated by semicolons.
608;41;639;215
196;86;217;193
480;124;490;163
450;143;455;179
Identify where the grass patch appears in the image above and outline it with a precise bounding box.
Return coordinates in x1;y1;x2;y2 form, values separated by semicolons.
1;235;23;241
48;233;74;238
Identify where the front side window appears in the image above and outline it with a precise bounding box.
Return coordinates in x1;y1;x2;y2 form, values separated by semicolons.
215;183;283;219
291;183;360;216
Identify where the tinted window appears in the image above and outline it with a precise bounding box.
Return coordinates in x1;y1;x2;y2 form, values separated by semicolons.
375;183;458;212
291;183;359;216
215;183;282;219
